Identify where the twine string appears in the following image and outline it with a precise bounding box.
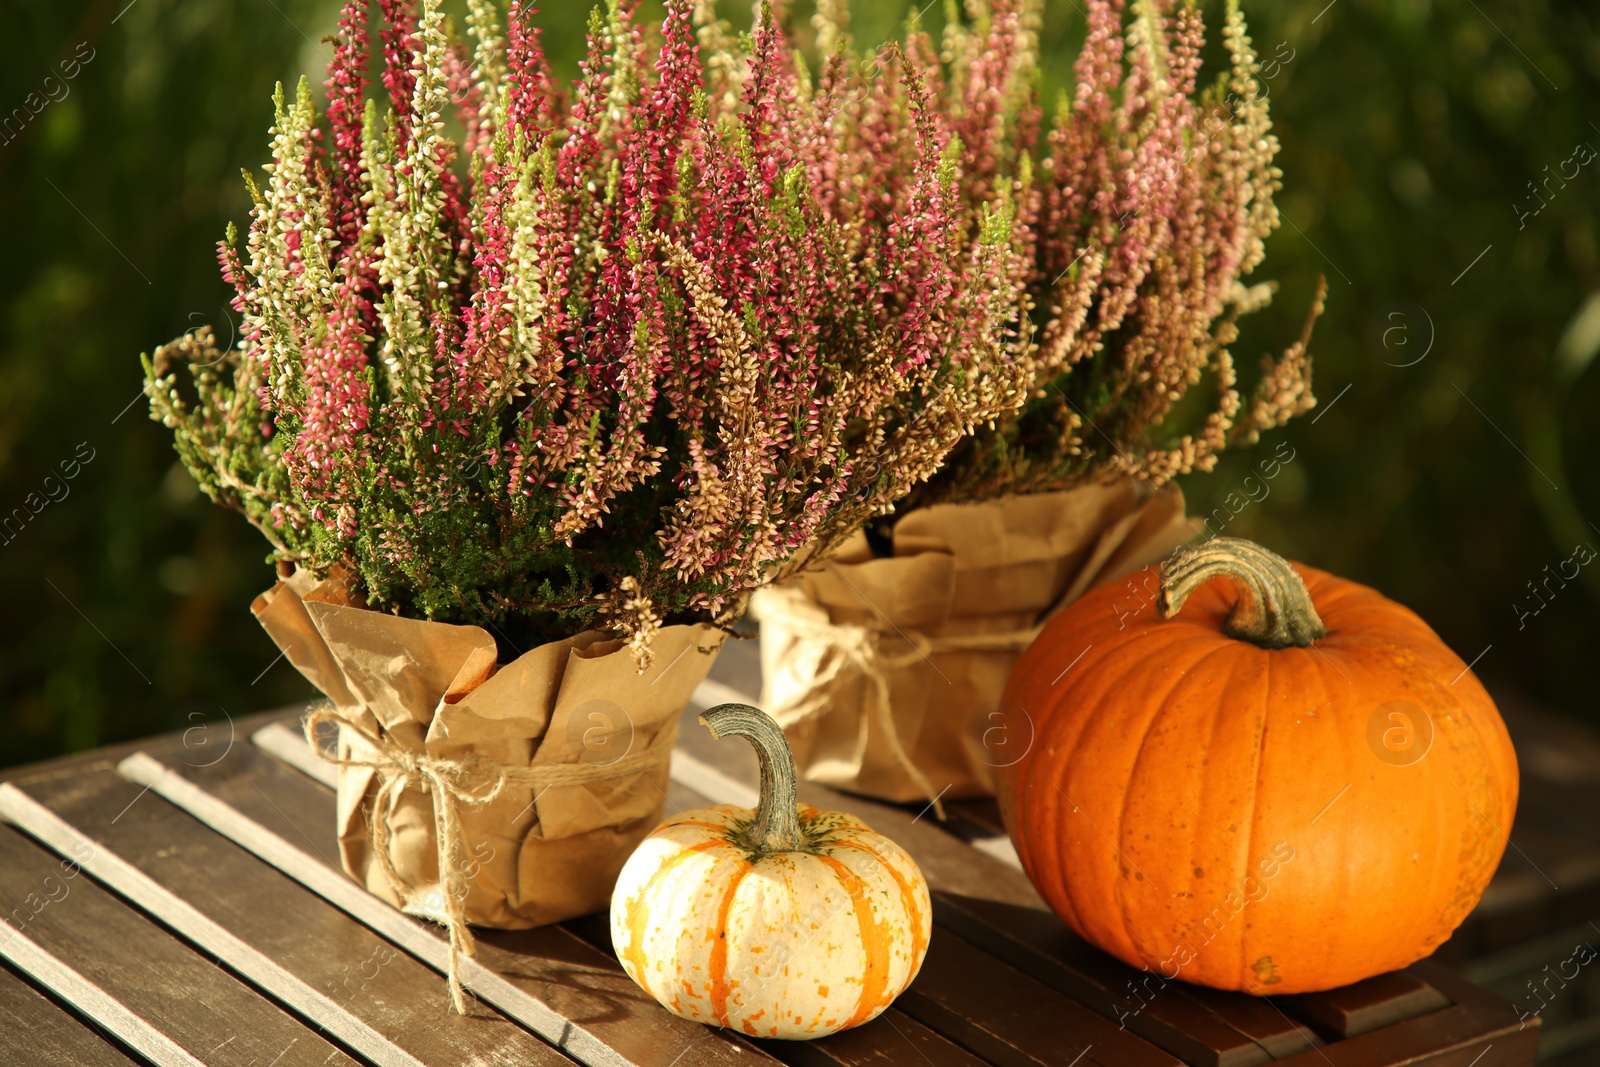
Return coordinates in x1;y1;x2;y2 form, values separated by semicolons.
752;585;1043;820
304;705;663;1013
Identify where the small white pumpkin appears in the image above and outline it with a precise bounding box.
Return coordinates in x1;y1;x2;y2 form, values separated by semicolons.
610;703;931;1039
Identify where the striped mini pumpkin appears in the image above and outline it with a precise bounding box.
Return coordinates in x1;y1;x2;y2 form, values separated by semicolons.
610;705;930;1039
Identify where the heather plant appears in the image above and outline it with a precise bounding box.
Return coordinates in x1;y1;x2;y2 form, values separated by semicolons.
840;0;1324;521
143;0;1030;666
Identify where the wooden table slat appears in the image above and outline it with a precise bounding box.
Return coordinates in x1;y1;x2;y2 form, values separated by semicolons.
1276;970;1452;1040
1172;982;1328;1057
942;799;1008;839
0;922;203;1067
930;891;1291;1067
0;825;358;1067
899;925;1183;1067
0;959;143;1067
2;770;572;1067
253;720;338;788
752;1009;992;1067
1267;1001;1536;1067
123;746;765;1067
0;779;432;1067
1265;962;1537;1066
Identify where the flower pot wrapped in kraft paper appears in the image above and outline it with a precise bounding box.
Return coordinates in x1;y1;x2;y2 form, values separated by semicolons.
252;568;723;1009
750;483;1195;812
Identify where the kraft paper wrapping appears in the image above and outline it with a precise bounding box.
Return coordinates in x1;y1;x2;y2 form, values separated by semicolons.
252;569;724;931
751;482;1196;804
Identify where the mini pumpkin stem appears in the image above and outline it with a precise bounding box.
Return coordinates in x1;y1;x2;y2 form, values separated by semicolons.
699;703;806;854
1157;537;1326;649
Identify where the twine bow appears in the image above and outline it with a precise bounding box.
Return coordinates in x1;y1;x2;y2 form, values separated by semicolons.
304;705;664;1013
751;585;1044;820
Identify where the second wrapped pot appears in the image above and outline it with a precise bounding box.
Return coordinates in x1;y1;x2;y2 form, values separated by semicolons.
751;482;1195;808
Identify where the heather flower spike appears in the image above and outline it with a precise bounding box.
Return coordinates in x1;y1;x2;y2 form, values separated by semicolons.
143;0;1030;666
887;0;1324;515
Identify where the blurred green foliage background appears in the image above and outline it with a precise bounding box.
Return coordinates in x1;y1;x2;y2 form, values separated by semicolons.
1;0;1595;768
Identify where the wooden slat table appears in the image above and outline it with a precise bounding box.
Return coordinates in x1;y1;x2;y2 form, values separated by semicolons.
0;636;1539;1066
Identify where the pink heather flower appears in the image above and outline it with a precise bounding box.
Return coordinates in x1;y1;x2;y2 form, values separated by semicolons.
890;0;1320;514
143;0;1032;663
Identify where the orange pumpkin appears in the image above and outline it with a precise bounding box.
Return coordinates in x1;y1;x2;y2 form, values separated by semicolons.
996;537;1518;994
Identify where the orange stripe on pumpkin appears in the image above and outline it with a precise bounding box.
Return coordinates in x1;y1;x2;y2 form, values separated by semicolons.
707;859;753;1028
817;854;894;1030
830;837;927;975
620;838;728;1001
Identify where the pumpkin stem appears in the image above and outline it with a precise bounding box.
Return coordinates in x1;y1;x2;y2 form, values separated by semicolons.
699;703;807;854
1157;537;1326;649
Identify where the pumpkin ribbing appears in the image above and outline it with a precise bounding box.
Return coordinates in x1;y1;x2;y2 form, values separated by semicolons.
999;539;1518;994
611;703;932;1037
